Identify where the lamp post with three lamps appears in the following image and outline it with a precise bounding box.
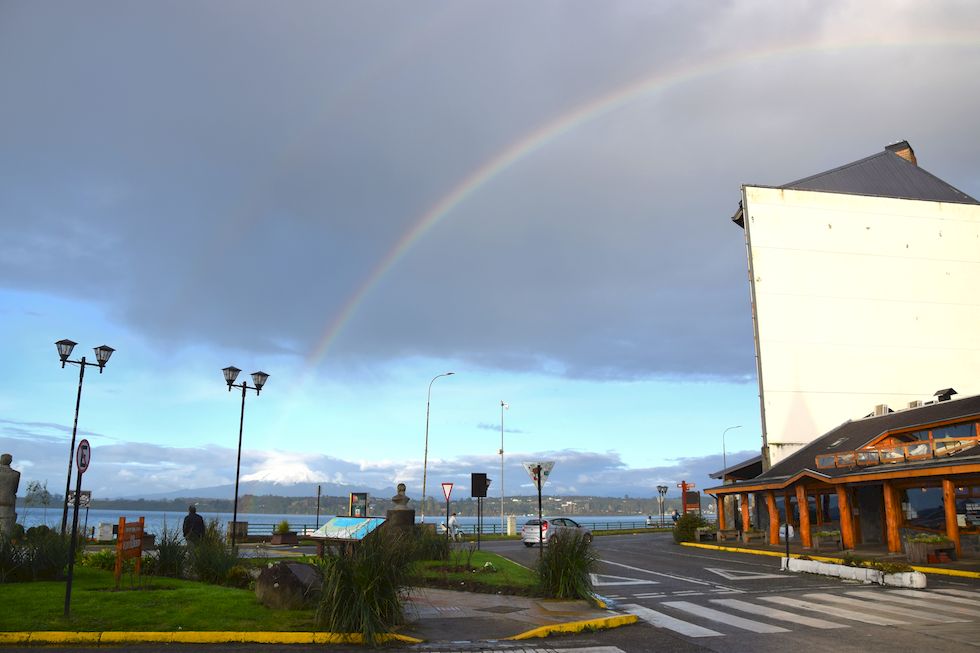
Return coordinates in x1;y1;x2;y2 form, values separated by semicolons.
420;372;454;523
55;339;114;535
721;425;742;530
222;366;269;548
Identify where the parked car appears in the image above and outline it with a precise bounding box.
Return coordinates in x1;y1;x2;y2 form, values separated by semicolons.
521;517;592;547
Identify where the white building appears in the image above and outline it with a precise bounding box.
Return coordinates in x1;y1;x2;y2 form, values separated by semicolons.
733;142;980;469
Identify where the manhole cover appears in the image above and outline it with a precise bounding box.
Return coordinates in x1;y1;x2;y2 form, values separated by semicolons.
476;605;524;614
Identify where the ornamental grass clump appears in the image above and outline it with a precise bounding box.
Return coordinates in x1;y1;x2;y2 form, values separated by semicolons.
535;530;599;602
314;529;414;645
153;526;187;578
188;519;238;585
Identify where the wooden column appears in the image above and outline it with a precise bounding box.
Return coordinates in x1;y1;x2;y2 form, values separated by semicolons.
815;492;825;525
740;492;751;532
836;485;855;550
717;496;727;530
766;490;779;545
796;485;812;548
882;480;903;553
943;479;961;557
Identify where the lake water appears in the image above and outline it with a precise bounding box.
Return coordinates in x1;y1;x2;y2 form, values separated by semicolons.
19;507;672;537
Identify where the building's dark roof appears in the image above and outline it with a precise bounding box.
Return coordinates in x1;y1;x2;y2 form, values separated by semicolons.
752;394;980;484
779;146;978;205
709;455;763;480
732;142;978;228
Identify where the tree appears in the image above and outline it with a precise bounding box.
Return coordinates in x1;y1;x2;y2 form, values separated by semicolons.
25;480;52;524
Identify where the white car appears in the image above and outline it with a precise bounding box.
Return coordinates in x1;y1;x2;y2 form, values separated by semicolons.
521;517;592;547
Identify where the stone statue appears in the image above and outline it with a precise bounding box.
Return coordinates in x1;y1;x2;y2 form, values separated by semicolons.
0;453;21;536
391;483;411;510
386;482;414;532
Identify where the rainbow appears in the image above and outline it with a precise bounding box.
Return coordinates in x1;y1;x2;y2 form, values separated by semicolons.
299;31;980;379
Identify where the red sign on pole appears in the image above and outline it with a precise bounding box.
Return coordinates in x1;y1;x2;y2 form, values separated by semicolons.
441;482;453;501
76;439;91;475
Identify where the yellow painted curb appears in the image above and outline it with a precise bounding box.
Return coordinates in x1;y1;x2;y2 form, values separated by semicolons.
0;633;29;645
505;614;638;640
29;632;102;644
682;541;980;578
909;565;980;579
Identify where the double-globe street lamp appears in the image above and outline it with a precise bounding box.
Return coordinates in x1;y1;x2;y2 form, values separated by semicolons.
56;339;114;535
222;366;269;548
656;484;669;526
420;372;454;523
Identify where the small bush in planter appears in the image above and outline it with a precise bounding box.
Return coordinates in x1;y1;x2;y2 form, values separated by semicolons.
275;520;292;535
673;513;709;543
907;533;951;544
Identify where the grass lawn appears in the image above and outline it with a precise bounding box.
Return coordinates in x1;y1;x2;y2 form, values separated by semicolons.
413;550;538;594
0;567;314;632
1;551;536;632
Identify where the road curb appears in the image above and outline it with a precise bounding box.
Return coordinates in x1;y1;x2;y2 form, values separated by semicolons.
680;541;980;579
0;631;422;645
505;614;638;640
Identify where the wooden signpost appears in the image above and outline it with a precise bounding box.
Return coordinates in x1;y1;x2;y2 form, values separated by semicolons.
114;516;144;587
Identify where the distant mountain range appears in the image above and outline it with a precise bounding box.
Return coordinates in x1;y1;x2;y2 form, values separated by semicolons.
128;479;392;501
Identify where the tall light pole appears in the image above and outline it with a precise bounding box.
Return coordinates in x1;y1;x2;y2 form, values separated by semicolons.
722;425;742;530
421;372;454;523
499;401;509;533
657;485;668;526
56;339;114;534
223;366;269;548
721;425;742;484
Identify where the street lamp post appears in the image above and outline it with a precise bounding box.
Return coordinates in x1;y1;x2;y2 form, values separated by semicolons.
56;339;114;534
420;372;454;523
656;485;668;527
499;401;508;533
222;366;269;548
721;425;742;531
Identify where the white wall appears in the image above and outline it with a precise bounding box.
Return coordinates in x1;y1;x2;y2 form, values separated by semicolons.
743;187;980;465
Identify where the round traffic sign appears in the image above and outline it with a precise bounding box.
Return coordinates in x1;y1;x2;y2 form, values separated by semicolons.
76;439;91;474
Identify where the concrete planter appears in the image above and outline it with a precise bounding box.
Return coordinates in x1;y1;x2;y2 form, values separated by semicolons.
781;557;926;588
271;532;299;546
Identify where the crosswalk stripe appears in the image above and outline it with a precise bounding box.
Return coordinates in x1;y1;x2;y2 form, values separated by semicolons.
759;595;904;625
663;601;790;633
710;598;848;629
810;593;968;623
889;588;980;607
622;603;723;638
934;588;980;600
845;590;980;618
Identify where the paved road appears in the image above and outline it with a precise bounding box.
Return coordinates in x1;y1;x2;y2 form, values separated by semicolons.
481;532;980;652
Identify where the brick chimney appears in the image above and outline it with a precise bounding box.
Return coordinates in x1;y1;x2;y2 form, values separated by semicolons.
886;140;917;165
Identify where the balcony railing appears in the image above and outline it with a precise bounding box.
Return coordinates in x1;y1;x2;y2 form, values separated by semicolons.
815;436;980;470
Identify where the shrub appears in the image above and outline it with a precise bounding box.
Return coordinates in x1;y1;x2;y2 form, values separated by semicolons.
188;519;238;585
80;549;117;571
672;512;709;543
275;520;292;535
813;530;841;538
412;525;450;562
536;530;599;602
908;533;951;544
225;564;253;589
153;526;187;578
21;527;71;581
314;529;413;645
0;532;24;583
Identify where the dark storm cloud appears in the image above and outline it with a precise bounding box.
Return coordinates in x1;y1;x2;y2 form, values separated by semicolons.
2;424;746;499
1;1;978;380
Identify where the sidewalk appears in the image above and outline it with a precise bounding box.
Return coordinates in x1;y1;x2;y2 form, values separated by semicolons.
401;587;635;643
683;538;980;578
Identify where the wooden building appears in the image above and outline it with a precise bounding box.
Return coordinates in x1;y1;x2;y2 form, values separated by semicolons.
706;393;980;557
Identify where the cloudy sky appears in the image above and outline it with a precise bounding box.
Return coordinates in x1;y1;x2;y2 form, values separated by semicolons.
2;1;979;503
